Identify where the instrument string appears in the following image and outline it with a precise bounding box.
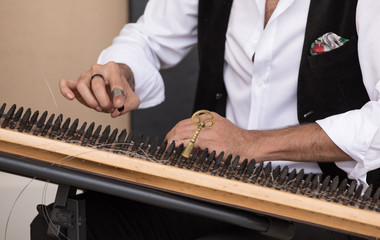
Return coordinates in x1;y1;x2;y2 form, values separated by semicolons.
41;70;58;110
40;181;70;240
4;177;35;240
1;101;380;239
1;124;363;207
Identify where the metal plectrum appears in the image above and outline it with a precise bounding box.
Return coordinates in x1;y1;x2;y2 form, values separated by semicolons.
112;88;125;112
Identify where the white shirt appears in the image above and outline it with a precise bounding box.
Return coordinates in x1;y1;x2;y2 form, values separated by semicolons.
98;0;380;186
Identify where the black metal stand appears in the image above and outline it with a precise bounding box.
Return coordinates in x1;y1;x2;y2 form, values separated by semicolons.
36;185;86;240
0;151;295;240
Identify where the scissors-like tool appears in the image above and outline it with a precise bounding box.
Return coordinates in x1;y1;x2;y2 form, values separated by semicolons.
181;110;215;158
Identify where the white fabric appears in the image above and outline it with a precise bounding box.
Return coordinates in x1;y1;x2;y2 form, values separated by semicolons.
98;0;380;186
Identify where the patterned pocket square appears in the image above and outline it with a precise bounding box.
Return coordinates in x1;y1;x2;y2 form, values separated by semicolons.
310;32;349;55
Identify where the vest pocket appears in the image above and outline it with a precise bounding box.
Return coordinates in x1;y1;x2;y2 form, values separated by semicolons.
306;36;368;117
308;36;358;67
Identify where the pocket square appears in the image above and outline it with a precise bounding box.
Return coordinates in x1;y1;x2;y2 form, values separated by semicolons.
310;32;349;55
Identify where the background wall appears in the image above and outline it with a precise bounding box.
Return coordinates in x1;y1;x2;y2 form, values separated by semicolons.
0;0;130;128
0;1;128;239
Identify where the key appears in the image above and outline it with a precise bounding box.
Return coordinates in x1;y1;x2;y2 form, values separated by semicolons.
181;110;215;158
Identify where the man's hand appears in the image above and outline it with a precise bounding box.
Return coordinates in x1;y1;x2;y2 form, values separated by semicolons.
166;112;253;160
59;61;140;118
166;112;352;163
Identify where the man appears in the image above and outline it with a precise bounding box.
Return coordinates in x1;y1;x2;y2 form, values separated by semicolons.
60;0;380;187
54;0;380;239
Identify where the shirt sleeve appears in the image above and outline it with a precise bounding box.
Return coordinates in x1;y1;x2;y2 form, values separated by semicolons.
316;0;380;186
97;0;198;109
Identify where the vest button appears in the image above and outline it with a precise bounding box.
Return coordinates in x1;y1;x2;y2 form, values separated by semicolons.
216;93;223;100
303;111;314;118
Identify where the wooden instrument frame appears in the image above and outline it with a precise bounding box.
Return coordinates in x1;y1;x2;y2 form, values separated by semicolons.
0;127;379;238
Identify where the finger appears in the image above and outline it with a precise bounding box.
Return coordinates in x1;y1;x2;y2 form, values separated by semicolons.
113;89;126;110
169;131;211;152
110;94;140;119
76;72;100;109
91;75;113;110
110;85;141;117
108;90;128;117
59;78;77;100
112;88;126;112
123;86;140;111
105;61;127;109
59;78;95;109
165;119;196;142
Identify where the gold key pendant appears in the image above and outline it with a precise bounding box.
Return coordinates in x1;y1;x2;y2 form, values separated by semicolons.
181;110;215;158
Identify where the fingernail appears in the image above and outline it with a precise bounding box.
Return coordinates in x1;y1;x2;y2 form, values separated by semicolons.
95;106;102;112
66;92;74;99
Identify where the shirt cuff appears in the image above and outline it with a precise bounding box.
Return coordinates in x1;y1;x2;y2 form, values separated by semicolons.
316;110;378;184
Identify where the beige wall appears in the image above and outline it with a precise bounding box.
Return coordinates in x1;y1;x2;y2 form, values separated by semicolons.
0;1;129;239
0;0;130;129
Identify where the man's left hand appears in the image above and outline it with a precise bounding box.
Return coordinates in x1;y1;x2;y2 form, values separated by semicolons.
165;112;253;160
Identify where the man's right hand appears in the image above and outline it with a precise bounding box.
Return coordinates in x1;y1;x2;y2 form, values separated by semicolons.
59;61;140;118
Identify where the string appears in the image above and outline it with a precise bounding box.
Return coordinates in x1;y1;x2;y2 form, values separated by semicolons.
2;103;379;238
41;72;58;110
40;182;70;240
4;177;35;240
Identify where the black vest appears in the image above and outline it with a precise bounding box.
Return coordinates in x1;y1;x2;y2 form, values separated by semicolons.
194;0;380;188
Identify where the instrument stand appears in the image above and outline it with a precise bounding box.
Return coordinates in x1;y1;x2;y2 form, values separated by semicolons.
37;184;86;240
0;152;294;240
